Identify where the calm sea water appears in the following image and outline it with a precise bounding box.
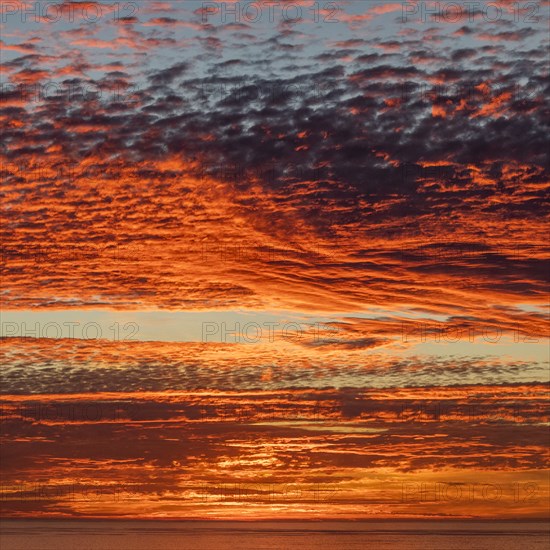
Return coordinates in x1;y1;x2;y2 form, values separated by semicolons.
0;520;548;550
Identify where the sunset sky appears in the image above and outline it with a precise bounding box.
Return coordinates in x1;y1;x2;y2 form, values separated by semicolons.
0;0;549;520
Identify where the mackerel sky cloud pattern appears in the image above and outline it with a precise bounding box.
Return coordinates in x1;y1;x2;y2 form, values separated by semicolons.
0;0;549;520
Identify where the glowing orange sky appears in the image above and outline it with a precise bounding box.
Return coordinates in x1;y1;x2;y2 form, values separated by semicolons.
0;0;549;520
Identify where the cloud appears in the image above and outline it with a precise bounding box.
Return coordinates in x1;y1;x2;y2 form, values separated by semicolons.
0;0;548;520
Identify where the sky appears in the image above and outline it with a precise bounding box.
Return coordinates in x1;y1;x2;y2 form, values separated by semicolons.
0;0;549;520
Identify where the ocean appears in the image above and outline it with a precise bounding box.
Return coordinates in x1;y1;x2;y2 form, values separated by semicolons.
0;520;548;550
